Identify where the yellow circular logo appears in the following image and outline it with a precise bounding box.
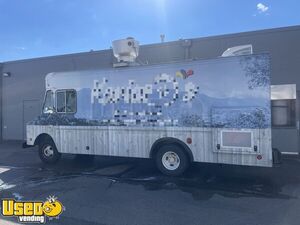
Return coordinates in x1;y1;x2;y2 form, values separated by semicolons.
42;199;63;217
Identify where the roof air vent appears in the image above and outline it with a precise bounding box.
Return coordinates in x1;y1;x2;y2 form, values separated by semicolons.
221;44;253;57
112;37;139;63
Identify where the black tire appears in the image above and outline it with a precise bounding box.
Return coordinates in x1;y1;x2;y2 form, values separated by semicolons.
155;144;189;176
38;138;61;164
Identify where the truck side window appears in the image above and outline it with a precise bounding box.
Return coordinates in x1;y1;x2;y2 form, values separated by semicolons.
56;90;76;113
43;90;55;114
56;91;66;113
66;91;76;112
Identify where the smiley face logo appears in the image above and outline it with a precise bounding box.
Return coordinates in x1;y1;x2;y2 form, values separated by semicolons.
42;196;63;217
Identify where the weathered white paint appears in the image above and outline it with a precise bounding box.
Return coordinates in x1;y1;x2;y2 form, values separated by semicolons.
26;125;272;167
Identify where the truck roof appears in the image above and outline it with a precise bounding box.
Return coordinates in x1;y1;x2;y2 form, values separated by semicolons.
45;53;269;90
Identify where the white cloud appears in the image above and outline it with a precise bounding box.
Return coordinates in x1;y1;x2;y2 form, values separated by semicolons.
257;3;269;13
14;46;27;51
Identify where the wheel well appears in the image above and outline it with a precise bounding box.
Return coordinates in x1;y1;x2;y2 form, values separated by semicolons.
150;137;194;162
34;133;54;146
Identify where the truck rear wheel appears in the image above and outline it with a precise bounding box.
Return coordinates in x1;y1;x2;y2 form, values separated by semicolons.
155;144;189;176
38;139;61;164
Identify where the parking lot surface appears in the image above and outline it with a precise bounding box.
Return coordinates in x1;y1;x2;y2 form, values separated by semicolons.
0;141;300;225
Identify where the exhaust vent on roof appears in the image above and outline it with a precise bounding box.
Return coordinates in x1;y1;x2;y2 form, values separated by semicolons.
112;37;139;63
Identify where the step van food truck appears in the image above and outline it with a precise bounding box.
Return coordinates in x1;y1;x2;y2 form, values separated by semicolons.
24;38;278;176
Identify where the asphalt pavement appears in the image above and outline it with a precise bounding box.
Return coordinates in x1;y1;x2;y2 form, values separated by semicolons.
0;141;300;225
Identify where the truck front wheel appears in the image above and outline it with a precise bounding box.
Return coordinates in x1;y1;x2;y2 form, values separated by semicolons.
38;140;61;164
155;144;189;176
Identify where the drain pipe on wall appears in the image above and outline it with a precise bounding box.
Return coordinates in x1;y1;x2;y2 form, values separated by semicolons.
181;39;192;60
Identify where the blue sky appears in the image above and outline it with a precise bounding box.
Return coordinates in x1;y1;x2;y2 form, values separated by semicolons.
0;0;299;62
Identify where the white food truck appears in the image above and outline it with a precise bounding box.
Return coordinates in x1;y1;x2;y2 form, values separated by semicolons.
24;38;277;176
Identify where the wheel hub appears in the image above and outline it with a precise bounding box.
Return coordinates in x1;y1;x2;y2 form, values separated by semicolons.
162;151;180;170
43;145;54;157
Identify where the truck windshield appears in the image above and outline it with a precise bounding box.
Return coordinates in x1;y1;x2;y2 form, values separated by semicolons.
43;90;55;114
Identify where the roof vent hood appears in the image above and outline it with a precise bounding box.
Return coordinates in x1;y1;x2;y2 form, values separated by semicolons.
112;37;139;66
221;44;253;57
